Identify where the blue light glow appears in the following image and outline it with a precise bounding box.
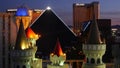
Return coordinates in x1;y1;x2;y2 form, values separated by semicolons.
16;7;28;16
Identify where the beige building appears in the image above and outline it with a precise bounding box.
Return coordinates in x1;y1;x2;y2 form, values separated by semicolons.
73;1;100;35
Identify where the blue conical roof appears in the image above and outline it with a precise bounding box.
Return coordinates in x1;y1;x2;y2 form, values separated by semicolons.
16;6;28;16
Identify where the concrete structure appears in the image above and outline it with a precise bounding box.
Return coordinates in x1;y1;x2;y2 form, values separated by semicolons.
11;20;42;68
82;9;106;68
47;39;69;68
73;1;100;35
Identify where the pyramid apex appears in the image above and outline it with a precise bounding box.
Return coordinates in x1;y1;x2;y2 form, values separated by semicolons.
46;6;51;10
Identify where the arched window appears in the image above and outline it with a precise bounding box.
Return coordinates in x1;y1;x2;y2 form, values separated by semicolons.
97;58;100;64
91;58;95;63
87;58;89;63
31;66;33;68
23;65;26;68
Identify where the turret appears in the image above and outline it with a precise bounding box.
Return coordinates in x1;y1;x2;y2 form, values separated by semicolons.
11;20;42;68
47;38;69;68
14;20;29;50
82;6;106;68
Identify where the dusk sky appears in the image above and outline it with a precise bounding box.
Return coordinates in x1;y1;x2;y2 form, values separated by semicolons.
0;0;120;25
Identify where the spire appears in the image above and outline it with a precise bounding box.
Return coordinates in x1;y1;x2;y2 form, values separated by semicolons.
15;19;29;50
53;38;64;57
87;6;102;44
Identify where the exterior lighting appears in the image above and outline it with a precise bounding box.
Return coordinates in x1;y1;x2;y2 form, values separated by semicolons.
46;6;51;10
80;4;85;6
21;42;28;50
76;3;85;6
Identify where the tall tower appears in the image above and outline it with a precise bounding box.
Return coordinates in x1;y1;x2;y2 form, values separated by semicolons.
82;8;106;68
47;39;69;68
11;20;42;68
73;1;100;35
15;6;32;30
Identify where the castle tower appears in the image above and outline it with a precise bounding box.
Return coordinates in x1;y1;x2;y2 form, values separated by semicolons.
82;8;106;68
47;38;69;68
15;6;32;30
11;20;42;68
112;30;120;68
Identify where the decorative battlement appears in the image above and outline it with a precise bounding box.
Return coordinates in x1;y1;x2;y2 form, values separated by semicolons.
83;44;106;50
11;46;37;57
50;53;66;66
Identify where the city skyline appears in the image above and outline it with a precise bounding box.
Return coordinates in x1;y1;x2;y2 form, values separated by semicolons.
0;0;120;25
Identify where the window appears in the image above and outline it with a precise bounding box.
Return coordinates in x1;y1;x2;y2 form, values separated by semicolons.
91;58;95;63
23;65;26;68
87;58;89;63
97;58;100;64
16;65;19;68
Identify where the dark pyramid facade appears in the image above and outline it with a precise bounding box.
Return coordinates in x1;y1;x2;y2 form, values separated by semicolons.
30;8;77;57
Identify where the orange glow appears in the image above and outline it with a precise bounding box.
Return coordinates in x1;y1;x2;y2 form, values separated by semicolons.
54;39;64;57
26;28;40;39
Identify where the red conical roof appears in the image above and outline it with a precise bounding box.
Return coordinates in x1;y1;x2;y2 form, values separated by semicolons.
53;39;64;57
26;27;39;39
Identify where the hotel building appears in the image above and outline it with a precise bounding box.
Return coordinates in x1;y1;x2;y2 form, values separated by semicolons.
73;1;100;35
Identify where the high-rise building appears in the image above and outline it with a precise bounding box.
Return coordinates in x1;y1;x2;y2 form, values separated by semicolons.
0;13;16;68
0;7;43;68
73;1;100;35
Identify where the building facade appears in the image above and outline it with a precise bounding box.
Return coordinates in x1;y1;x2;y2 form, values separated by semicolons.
73;1;100;35
0;13;17;68
0;7;43;68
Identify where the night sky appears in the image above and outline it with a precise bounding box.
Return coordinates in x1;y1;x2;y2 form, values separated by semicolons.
0;0;120;25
